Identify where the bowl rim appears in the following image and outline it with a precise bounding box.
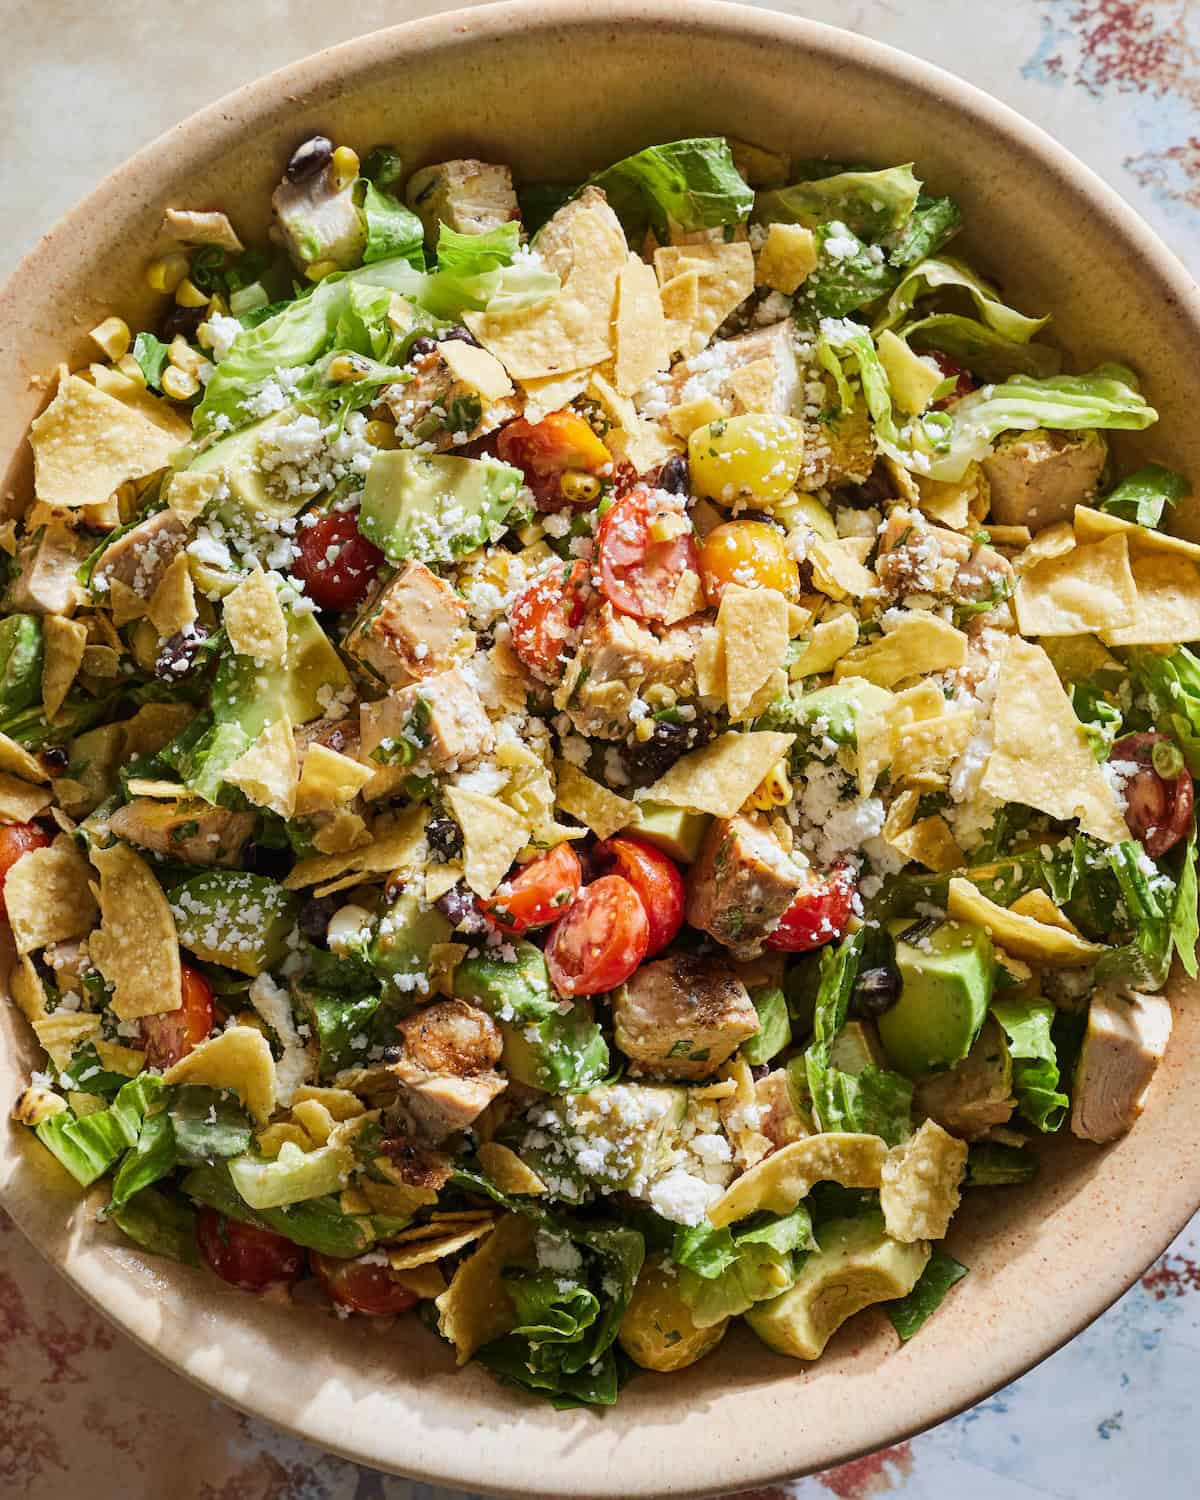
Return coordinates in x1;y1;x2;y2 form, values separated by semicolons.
3;0;1200;1492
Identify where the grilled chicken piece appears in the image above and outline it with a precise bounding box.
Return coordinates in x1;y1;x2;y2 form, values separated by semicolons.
107;798;255;867
92;511;188;599
359;667;493;771
686;814;807;958
345;560;470;687
915;1016;1015;1141
566;605;700;740
272;158;365;271
876;507;1013;605
638;320;800;419
1071;989;1172;1144
982;429;1106;530
404;159;520;245
380;345;518;452
6;522;90;616
393;999;507;1140
613;954;760;1081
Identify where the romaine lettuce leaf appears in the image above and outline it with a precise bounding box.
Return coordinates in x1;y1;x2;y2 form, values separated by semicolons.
109;1108;175;1210
182;1162;373;1256
1170;831;1199;980
887;194;962;268
904;313;1062;381
873;256;1049;342
1099;462;1189;527
132;331;170;392
34;1074;166;1188
108;1187;200;1265
990;996;1068;1132
797;224;898;320
965;1142;1039;1186
1125;646;1200;776
168;1084;253;1163
435;220;522;277
674;1206;814;1326
58;1041;137;1099
885;1249;967;1341
583;137;753;241
228;1137;352;1210
1071;681;1123;760
754;165;920;240
741;985;791;1065
359;179;425;268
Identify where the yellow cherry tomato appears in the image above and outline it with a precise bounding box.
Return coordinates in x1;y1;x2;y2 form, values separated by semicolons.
687;413;806;506
699;520;799;605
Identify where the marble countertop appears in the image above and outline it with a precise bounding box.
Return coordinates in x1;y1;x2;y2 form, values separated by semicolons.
3;2;1200;1497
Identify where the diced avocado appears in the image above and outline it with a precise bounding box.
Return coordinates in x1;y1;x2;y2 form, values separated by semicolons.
755;679;892;746
211;606;351;737
878;918;994;1080
773;492;837;542
359;450;523;566
828;1018;886;1075
745;1214;929;1360
453;940;550;1021
171;870;301;976
625;802;712;864
876;330;943;415
188;408;315;526
59;722;127;818
0;614;43;713
369;888;452;1001
519;1083;687;1201
301;989;383;1080
741;986;791;1066
618;1252;729;1372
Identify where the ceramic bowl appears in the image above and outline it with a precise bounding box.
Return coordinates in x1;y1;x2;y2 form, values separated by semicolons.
2;2;1199;1493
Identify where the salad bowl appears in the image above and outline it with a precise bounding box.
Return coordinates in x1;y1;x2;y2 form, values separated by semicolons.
1;2;1199;1494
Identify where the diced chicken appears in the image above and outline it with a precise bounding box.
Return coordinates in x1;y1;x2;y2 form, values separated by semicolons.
162;208;243;253
373;1137;455;1192
381;346;519;451
359;667;494;771
686;814;808;958
393;998;507;1139
982;429;1107;530
344;560;470;687
755;1067;812;1149
294;713;361;759
798;369;875;492
613;954;760;1081
876;507;1014;606
107;798;255;867
272;163;365;271
915;1016;1015;1140
637;321;800;421
92;511;188;599
6;522;90;616
405;159;521;246
1071;989;1172;1144
565;604;700;739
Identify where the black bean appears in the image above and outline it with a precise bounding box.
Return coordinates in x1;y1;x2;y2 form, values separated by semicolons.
408;335;437;360
426;812;463;861
154;624;211;680
285;134;334;182
732;508;786;532
436;881;488;935
242;843;293;880
625;715;714;783
159;305;205;343
852;965;901;1019
298;895;338;946
39;745;69;777
440;325;481;349
656;455;690;495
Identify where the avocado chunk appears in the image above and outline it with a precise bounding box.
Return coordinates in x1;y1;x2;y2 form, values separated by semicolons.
878;918;994;1079
828;1018;886;1075
518;1083;687;1202
369;888;452;1002
618;1253;729;1372
773;491;838;541
188;408;317;526
755;679;892;746
623;802;712;864
359;449;523;566
0;614;43;714
745;1214;930;1360
212;605;351;738
171;871;300;976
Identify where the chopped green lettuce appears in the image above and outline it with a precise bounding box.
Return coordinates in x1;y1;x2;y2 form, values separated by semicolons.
1171;832;1199;980
754;165;920;240
874;256;1049;342
903;313;1062;381
109;1109;175;1210
887;194;963;268
1125;647;1200;776
132;331;170;391
182;1162;373;1256
109;1187;200;1265
58;1041;137;1099
168;1084;253;1164
674;1206;814;1326
583;137;753;241
966;1142;1039;1186
1072;681;1123;760
1098;462;1189;527
989;996;1068;1132
0;614;43;715
228;1137;352;1210
35;1075;166;1188
741;985;791;1065
885;1249;967;1341
797;224;898;319
359;179;425;267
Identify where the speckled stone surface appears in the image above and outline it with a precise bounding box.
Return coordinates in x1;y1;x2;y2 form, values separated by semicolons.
2;3;1200;1497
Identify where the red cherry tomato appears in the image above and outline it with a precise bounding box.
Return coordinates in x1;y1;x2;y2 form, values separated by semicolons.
141;960;214;1068
595;487;700;623
545;874;650;996
310;1251;421;1316
1111;732;1194;858
596;837;685;956
196;1207;304;1291
929;352;976;408
496;409;612;511
481;842;582;935
0;821;51;915
509;559;590;682
766;866;857;953
292;509;385;613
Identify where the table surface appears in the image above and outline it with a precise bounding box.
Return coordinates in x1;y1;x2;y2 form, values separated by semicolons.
4;2;1200;1497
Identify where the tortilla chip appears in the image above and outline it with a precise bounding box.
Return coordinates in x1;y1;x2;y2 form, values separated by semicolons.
125;777;188;799
147;552;197;638
165;468;222;525
915;466;986;531
292;1084;366;1121
986;525;1033;548
108;578;148;627
754;223;818;295
727;358;779;417
646;730;795;817
1014;532;1136;636
42;615;88;719
890;815;964;872
88;841;181;1018
1074;504;1200;563
857;680;944;794
33;1012;102;1071
388;1221;497;1270
1009;888;1086;935
1014;521;1077;573
0;733;48;784
477;1141;547;1196
5;839;98;954
518;369;592;423
437;339;514;401
666;395;727;439
947;877;1106;965
163;1024;276;1123
122;702;195;758
662;568;707;625
223;570;287;661
284;803;429;891
739;667;789;721
718;585;790;719
555;759;640;840
444;785;529;898
1101;552;1200;646
613;255;671;395
295;742;373;816
0;772;51;823
694;625;726;701
834;614;967;688
586;370;639;436
312;808;370;855
29;375;181;507
424;864;463;906
391;1265;448;1300
434;1213;538;1364
810;538;876;601
223;716;298;818
653;242;755;356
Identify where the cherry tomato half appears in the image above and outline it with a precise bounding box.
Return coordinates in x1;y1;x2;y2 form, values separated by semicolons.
1111;731;1195;859
141;960;214;1068
698;519;798;606
481;842;583;935
766;866;857;953
0;820;51;915
546;874;650;997
596;837;684;957
929;352;976;408
292;510;385;613
509;560;590;682
310;1251;421;1316
196;1206;304;1291
497;409;612;512
595;487;700;623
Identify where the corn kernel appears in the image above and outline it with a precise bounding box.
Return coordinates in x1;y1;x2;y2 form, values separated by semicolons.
746;757;793;812
168;336;203;376
560;471;601;505
11;1085;68;1126
647;511;689;544
305;258;341;283
634;717;656;743
643;684;677;709
365;419;398;450
207;292;229;318
145;253;189;294
516;518;546;547
174;277;209;308
328;353;370;383
115;353;147;387
161;365;199;401
331;145;360;191
88;315;131;361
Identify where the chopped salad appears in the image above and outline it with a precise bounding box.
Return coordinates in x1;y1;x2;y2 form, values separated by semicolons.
4;133;1198;1405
